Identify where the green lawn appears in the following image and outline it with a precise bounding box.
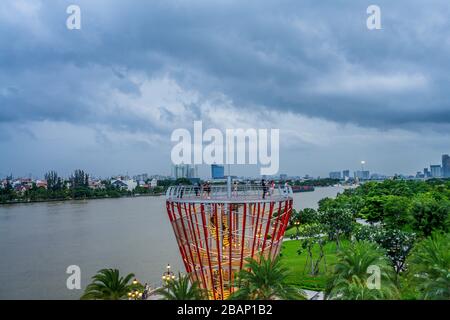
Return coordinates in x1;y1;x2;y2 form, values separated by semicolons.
279;239;350;291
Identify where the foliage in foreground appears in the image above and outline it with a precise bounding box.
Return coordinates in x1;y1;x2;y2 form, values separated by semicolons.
156;273;206;300
230;255;306;300
406;232;450;300
325;241;399;300
81;268;139;300
354;225;416;275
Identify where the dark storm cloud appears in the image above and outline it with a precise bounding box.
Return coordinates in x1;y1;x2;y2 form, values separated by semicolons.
1;0;450;130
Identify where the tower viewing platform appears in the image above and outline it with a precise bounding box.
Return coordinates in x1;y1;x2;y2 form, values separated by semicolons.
166;184;293;203
165;183;294;300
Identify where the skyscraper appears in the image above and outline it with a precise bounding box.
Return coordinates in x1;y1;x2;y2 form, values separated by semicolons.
329;171;341;180
430;165;442;178
172;164;197;179
343;170;350;179
442;154;450;178
211;164;225;179
355;170;370;180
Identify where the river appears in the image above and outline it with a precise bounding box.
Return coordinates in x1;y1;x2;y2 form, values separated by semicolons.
0;186;345;299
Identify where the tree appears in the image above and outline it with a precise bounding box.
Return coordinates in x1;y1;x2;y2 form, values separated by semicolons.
297;223;327;276
382;195;412;230
355;226;416;276
156;273;206;300
230;255;305;300
318;206;354;248
299;208;318;225
175;178;192;185
71;169;89;189
358;196;386;222
81;269;138;300
325;241;399;300
407;232;450;300
410;194;449;237
45;170;62;191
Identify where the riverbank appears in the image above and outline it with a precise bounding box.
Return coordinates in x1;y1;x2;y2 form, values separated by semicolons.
0;192;165;206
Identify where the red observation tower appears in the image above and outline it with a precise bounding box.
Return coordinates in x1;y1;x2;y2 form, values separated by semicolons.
165;182;293;300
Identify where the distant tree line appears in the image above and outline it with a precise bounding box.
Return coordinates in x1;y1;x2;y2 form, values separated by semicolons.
0;170;176;204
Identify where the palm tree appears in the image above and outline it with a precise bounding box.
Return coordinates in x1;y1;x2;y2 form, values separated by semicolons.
230;255;306;300
325;241;399;300
81;268;138;300
407;232;450;300
156;273;206;300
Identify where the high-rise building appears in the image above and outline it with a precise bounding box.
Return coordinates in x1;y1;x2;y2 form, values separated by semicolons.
211;164;225;179
355;170;370;180
343;170;350;179
423;168;431;178
329;171;342;180
172;164;197;179
430;165;442;178
442;154;450;178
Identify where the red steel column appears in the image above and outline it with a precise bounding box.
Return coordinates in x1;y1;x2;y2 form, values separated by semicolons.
261;202;275;253
199;203;217;300
239;203;247;269
213;204;224;299
176;203;201;284
228;203;233;294
185;203;208;290
169;202;191;273
250;202;261;259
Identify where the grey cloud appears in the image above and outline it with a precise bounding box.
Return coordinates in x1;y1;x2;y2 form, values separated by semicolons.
1;0;450;129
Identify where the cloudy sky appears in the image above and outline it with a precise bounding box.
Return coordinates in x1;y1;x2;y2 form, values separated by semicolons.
1;0;449;178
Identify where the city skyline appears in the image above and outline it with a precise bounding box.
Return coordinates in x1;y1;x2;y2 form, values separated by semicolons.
2;152;449;181
1;1;450;179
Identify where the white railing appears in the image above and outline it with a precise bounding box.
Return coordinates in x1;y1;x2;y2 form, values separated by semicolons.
166;184;292;200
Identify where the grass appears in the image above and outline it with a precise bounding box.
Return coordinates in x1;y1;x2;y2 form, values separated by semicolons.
279;239;350;291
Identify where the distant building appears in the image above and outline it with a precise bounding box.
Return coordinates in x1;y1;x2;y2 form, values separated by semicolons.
442;154;450;178
133;173;149;182
279;174;287;181
89;180;105;190
329;171;342;180
35;180;48;189
211;164;225;179
111;179;128;190
370;173;387;180
424;168;431;178
355;170;370;180
172;164;198;179
150;178;158;188
342;170;350;179
430;165;442;178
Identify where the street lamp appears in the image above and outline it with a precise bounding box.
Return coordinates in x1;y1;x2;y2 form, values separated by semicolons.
162;264;176;284
128;278;143;300
294;220;300;239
